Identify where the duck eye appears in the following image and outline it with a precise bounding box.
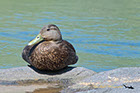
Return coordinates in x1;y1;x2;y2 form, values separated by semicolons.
47;29;50;31
37;37;39;39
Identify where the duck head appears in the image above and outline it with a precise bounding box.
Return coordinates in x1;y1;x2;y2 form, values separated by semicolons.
28;24;62;46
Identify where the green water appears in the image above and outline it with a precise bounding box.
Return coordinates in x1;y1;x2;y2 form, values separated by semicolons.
0;0;140;72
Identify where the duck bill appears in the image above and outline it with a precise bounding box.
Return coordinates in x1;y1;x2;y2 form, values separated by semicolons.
28;34;44;46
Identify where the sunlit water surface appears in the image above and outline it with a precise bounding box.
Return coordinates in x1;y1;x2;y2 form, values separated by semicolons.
0;0;140;72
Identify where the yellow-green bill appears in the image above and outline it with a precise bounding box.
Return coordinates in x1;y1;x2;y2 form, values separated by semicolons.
28;34;43;46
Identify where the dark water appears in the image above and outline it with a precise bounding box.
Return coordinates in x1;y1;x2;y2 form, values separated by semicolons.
0;0;140;72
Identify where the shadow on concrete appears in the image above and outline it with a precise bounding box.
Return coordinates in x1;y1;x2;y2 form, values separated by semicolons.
28;65;76;75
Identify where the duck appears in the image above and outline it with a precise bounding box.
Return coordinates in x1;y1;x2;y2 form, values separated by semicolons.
22;24;78;71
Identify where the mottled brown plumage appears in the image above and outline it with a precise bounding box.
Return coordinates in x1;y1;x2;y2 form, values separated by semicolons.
22;24;78;71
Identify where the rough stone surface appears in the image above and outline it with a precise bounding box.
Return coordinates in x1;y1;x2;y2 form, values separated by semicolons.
0;66;96;93
61;67;140;93
76;82;140;93
0;66;140;93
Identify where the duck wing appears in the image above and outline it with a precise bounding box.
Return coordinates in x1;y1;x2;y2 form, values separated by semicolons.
62;40;76;53
22;45;34;64
62;40;78;63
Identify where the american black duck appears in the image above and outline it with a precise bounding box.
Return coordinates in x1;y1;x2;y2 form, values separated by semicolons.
22;24;78;71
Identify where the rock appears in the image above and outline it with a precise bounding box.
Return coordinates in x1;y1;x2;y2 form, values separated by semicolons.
76;82;140;93
61;67;140;93
0;66;140;93
0;66;96;93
